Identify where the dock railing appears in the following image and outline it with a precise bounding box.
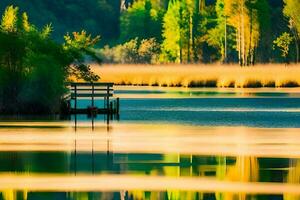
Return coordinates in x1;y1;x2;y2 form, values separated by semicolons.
67;82;119;121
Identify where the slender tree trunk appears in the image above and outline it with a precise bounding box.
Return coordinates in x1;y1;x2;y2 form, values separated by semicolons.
297;40;300;63
179;3;183;64
238;4;242;66
224;16;227;63
187;12;192;63
292;28;299;63
120;0;127;10
192;0;200;62
287;21;299;63
200;0;205;11
241;0;246;66
249;6;253;66
238;22;241;66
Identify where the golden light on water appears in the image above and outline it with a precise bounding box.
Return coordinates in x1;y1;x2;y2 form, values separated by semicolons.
0;174;300;194
1;123;300;158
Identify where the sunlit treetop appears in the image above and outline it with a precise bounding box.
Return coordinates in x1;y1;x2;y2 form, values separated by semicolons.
40;24;53;39
22;12;30;32
0;5;18;32
284;0;300;36
0;5;48;35
64;30;100;50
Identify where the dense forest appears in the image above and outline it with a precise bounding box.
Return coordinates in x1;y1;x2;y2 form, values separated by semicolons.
0;0;299;65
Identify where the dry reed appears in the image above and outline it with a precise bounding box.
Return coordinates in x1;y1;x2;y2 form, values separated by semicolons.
91;64;300;88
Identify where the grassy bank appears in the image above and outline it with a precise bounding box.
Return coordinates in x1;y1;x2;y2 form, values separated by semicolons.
92;64;300;88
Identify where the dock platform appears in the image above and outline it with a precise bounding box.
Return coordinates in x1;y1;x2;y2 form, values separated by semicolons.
67;82;120;121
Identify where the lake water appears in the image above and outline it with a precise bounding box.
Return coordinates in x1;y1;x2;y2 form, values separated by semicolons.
1;87;300;200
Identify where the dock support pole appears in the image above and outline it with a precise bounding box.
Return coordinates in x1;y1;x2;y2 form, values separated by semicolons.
74;85;77;111
106;85;110;125
106;85;110;110
92;83;95;107
116;98;120;115
110;102;113;120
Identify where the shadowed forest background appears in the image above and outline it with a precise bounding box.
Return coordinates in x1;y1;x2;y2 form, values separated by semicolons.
0;0;299;65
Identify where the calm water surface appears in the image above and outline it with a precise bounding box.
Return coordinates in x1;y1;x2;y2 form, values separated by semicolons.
1;87;300;200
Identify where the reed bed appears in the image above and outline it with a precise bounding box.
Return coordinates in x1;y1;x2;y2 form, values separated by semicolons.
91;64;300;88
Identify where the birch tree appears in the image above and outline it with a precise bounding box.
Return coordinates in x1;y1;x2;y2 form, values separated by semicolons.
225;0;260;66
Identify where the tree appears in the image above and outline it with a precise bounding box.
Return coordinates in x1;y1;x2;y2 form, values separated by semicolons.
283;0;300;34
63;31;100;82
161;0;197;63
0;5;100;114
225;0;261;66
206;0;228;63
138;38;160;63
273;32;293;64
255;0;271;63
0;0;120;44
120;0;163;43
161;0;181;63
0;5;18;32
283;0;300;62
99;37;160;64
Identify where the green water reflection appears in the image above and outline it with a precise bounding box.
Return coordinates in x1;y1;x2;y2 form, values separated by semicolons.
1;151;300;200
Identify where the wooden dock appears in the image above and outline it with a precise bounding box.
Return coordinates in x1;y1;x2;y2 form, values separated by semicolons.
67;82;119;120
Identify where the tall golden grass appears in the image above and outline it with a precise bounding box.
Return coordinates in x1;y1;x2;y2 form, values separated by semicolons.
92;64;300;88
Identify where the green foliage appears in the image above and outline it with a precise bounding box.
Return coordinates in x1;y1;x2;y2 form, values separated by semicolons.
161;0;222;63
100;38;160;64
273;32;293;59
22;12;30;32
205;0;228;62
63;31;101;82
161;0;181;63
283;0;300;36
41;24;53;39
120;0;163;43
0;5;100;114
64;31;100;50
0;0;120;44
283;0;300;62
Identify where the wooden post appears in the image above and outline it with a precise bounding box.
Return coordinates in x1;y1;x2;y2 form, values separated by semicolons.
106;85;110;112
110;102;113;120
92;83;95;107
74;85;77;111
116;97;120;115
106;85;110;125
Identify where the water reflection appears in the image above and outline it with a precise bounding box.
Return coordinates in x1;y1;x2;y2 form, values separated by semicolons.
1;123;300;200
0;154;300;199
